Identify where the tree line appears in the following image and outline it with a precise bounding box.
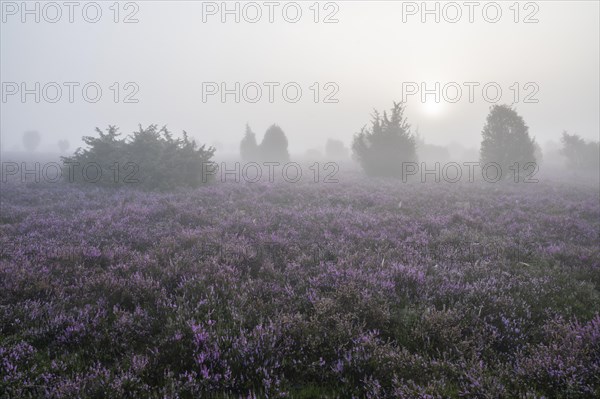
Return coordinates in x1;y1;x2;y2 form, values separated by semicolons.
14;103;598;189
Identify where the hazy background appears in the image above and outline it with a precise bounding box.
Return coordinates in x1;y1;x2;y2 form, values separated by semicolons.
1;0;599;156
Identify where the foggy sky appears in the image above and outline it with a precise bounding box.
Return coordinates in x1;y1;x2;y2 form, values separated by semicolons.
1;1;599;154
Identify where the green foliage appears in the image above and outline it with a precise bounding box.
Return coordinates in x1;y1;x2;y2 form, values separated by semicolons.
61;125;215;190
240;123;259;161
480;105;537;178
352;102;417;177
561;131;599;171
259;124;290;162
240;123;290;162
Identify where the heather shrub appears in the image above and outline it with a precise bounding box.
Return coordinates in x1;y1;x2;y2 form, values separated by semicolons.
61;124;215;190
513;315;600;397
1;178;599;397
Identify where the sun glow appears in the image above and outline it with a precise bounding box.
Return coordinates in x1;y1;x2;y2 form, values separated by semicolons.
422;100;444;117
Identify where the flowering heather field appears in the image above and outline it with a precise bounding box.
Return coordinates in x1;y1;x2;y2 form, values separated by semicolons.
1;176;599;398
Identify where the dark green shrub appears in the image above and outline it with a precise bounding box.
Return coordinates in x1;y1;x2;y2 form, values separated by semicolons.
561;131;599;171
480;105;537;179
352;102;417;177
61;125;215;190
259;124;290;162
240;123;259;161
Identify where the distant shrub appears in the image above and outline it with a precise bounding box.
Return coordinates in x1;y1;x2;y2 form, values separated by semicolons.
480;105;537;179
61;125;215;190
259;124;290;162
560;131;599;171
22;130;41;152
239;124;291;162
240;124;259;161
352;102;417;177
325;139;349;160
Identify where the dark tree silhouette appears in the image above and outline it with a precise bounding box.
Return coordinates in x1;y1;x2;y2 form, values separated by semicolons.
62;125;215;190
240;124;259;161
259;124;290;162
533;141;543;165
352;102;416;177
480;104;536;179
560;131;599;171
22;130;41;152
